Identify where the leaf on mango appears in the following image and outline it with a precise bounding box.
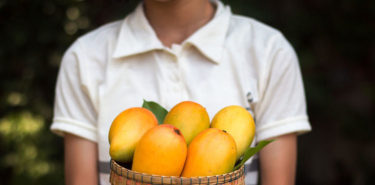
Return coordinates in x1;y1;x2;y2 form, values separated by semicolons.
142;100;168;124
233;140;275;171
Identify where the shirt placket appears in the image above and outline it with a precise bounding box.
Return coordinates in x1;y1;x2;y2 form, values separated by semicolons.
163;45;188;109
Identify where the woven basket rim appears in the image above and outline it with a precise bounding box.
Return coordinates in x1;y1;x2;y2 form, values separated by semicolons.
110;159;245;184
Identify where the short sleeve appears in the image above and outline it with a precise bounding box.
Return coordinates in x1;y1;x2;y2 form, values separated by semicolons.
255;34;312;141
50;40;98;142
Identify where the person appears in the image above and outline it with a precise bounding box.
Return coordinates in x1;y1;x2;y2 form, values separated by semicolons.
50;0;312;185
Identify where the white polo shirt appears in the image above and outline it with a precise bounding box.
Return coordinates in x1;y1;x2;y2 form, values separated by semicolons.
51;1;311;184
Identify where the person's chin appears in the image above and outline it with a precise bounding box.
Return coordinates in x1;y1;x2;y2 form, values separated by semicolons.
148;0;175;2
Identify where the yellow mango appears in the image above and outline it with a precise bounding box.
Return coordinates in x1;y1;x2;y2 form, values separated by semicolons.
163;101;210;144
109;107;158;163
181;128;237;177
211;105;256;160
132;124;187;176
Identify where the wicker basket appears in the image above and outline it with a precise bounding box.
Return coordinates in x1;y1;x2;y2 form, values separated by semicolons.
110;160;245;185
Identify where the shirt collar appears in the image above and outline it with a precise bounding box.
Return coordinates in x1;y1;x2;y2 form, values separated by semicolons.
112;3;164;58
112;0;231;64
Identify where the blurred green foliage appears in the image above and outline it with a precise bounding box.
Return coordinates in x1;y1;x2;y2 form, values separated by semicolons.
0;0;374;185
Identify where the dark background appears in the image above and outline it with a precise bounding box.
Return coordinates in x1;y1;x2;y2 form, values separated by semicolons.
0;0;374;184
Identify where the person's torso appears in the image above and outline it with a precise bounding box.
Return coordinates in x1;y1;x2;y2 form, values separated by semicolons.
75;2;284;184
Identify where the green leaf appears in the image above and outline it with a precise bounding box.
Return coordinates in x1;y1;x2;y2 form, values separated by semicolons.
142;100;168;124
233;140;275;171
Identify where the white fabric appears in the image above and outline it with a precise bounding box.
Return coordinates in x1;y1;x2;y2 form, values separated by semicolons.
50;1;312;184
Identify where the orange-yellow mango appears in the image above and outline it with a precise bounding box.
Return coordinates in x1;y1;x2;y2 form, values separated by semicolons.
132;124;187;176
163;101;210;144
181;128;237;177
109;107;158;163
211;105;256;160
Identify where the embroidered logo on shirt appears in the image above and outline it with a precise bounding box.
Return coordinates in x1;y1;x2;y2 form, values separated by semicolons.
246;92;255;119
247;92;253;103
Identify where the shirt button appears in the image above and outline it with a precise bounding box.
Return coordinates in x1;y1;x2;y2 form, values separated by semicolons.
171;74;179;82
173;86;180;92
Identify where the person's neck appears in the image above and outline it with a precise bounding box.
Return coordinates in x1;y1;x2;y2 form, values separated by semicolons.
144;0;215;48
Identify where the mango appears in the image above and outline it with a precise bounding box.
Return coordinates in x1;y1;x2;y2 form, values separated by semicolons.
132;124;187;176
181;128;237;177
211;105;256;160
163;101;209;144
109;107;158;163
